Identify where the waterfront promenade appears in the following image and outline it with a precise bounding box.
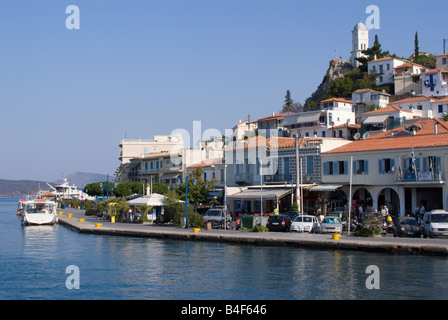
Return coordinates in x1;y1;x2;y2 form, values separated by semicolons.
58;208;448;256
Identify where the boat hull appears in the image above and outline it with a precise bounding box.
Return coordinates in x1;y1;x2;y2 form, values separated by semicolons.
22;214;58;226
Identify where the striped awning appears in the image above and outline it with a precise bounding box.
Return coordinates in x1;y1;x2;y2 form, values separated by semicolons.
309;185;342;192
227;188;291;201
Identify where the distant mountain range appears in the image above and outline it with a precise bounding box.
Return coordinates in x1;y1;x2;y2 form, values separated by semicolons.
0;172;109;197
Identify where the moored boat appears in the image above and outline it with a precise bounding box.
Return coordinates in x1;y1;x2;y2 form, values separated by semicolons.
21;199;58;226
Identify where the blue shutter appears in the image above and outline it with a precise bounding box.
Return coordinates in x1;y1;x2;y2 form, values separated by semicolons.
365;160;369;174
323;162;329;176
423;157;428;172
378;159;383;174
390;158;395;172
333;161;339;175
343;161;348;175
307;156;314;174
436;156;442;173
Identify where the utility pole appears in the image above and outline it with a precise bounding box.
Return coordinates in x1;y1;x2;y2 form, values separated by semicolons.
295;137;301;212
444;39;447;54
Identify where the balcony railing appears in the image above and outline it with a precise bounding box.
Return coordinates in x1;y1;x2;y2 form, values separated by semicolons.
396;171;445;183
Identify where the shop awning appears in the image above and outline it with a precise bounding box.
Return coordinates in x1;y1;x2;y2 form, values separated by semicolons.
159;172;181;180
281;111;322;127
362;114;389;124
309;185;342;192
128;194;165;207
227;188;291;201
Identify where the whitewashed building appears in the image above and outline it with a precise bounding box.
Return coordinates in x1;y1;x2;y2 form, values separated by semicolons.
422;69;448;97
394;62;428;96
281;98;355;138
321;119;448;216
368;57;405;86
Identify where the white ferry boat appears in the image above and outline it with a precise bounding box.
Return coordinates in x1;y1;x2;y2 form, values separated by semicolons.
21;199;58;226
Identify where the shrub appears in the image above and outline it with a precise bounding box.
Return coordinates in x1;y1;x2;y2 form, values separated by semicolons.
188;212;205;229
252;225;269;232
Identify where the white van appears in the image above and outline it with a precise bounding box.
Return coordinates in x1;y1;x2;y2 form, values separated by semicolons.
422;210;448;238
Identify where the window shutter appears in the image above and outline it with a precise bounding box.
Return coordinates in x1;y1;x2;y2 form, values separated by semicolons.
378;159;383;174
423;157;428;172
333;161;339;175
365;160;369;174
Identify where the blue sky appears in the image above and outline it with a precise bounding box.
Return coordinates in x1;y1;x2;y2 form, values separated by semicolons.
0;0;446;182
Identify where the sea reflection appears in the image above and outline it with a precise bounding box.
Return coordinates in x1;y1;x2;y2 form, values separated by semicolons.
22;225;59;261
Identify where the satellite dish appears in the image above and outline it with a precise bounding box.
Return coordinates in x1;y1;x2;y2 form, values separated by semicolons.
353;133;361;140
392;166;398;173
362;132;370;139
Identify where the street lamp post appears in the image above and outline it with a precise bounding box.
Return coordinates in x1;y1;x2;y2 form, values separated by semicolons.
185;176;189;229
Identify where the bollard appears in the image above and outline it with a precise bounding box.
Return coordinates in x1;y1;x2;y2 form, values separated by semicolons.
193;228;200;233
111;216;115;223
79;219;85;222
332;234;341;240
59;212;63;216
67;214;72;218
95;223;102;228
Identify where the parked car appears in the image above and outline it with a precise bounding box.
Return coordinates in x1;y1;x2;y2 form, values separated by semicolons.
392;216;422;238
319;217;343;234
290;215;320;233
266;215;292;232
423;210;448;238
203;208;232;229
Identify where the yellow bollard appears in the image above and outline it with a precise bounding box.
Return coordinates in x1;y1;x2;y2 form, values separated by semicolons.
67;214;72;218
79;219;85;222
193;228;200;233
59;212;63;216
332;234;341;240
111;216;115;223
95;223;102;228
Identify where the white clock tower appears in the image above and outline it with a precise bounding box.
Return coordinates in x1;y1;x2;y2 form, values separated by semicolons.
351;22;369;68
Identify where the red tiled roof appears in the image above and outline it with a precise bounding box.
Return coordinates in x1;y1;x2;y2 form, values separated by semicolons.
392;96;435;104
368;56;404;63
422;68;448;75
187;159;216;169
256;113;286;122
394;62;427;70
362;105;412;115
324;119;448;154
436;97;448;103
234;136;348;150
352;88;391;96
321;98;353;104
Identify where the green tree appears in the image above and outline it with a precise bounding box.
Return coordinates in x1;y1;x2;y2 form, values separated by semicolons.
283;90;293;111
356;35;390;72
175;168;210;209
414;31;419;59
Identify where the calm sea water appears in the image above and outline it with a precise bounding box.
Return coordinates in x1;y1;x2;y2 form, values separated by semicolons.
1;197;448;300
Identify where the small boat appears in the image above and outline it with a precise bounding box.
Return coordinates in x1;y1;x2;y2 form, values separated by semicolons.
21;199;58;226
17;199;27;216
